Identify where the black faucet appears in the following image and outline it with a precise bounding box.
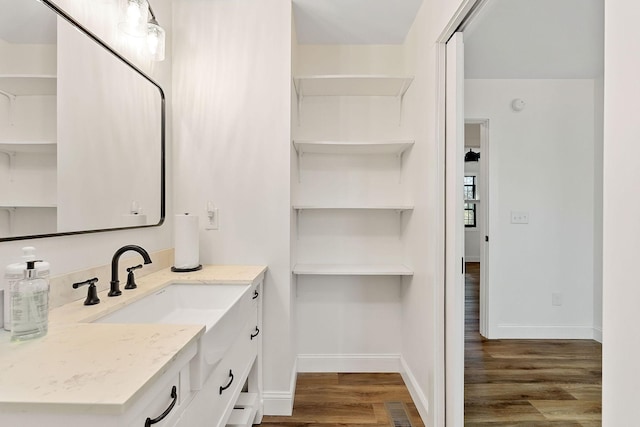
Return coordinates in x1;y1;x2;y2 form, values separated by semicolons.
108;245;152;297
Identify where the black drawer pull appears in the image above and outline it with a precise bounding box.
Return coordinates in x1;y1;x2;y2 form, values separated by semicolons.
250;326;260;340
219;370;234;395
252;290;259;300
145;385;177;426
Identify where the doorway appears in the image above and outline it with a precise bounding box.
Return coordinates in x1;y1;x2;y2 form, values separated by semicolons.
443;0;604;424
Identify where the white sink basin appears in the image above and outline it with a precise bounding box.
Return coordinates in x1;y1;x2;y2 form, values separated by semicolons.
95;283;247;330
94;283;253;384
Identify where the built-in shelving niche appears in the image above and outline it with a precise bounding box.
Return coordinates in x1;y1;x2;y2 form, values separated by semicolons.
292;74;415;280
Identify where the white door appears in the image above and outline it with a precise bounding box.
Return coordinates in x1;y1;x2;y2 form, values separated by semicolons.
445;31;465;427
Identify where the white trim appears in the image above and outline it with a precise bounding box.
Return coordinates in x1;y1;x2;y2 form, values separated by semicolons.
297;354;401;372
262;360;297;416
436;0;481;43
593;327;602;343
439;3;485;426
434;36;447;427
445;32;466;427
400;357;429;423
494;325;596;340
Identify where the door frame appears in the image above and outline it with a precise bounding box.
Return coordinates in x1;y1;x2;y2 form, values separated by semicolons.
465;118;490;337
435;1;487;426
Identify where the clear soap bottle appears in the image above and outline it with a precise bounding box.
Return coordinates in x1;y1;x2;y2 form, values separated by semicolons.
10;260;50;341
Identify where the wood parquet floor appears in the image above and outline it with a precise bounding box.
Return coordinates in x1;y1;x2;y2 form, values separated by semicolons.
260;373;425;426
464;262;602;426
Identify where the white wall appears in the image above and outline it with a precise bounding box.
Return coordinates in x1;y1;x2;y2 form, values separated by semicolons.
171;0;293;415
398;1;463;425
602;0;640;423
593;75;603;342
465;79;596;339
0;0;172;284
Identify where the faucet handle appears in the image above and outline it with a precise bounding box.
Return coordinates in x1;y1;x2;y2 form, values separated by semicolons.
72;278;100;306
125;264;143;290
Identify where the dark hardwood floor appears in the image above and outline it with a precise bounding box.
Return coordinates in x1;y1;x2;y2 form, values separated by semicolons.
259;263;601;426
464;262;602;426
260;373;425;426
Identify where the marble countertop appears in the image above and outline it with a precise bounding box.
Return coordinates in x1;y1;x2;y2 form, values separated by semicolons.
0;265;267;415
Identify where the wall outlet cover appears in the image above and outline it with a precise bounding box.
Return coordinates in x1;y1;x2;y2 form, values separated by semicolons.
510;211;529;224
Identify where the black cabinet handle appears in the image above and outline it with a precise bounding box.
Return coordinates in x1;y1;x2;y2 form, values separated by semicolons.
250;326;260;340
219;370;234;395
252;290;259;300
145;386;177;427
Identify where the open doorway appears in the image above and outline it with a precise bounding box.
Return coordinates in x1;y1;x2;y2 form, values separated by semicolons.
444;0;604;424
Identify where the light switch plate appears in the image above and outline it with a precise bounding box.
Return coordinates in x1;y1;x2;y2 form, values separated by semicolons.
205;208;219;230
511;211;529;224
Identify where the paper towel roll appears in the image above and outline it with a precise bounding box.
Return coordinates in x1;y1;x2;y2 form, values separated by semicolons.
174;213;200;270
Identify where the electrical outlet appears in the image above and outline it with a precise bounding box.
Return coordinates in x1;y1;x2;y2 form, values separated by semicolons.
511;211;529;224
552;292;563;306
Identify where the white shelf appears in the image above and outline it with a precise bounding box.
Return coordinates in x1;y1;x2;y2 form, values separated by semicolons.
0;141;57;154
293;75;414;98
0;204;56;209
293;140;414;156
293;264;414;276
0;75;56;96
293;205;413;212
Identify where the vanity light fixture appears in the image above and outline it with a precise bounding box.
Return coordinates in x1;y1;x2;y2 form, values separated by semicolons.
146;1;165;61
118;0;149;37
118;0;166;61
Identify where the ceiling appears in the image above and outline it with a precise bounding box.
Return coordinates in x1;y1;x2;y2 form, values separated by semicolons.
464;0;604;79
0;0;56;44
292;0;423;44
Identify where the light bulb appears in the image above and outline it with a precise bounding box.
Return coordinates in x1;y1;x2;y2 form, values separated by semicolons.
147;22;165;61
118;0;148;37
147;28;159;54
125;2;141;28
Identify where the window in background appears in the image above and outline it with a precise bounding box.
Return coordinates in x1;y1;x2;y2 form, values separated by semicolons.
464;175;477;227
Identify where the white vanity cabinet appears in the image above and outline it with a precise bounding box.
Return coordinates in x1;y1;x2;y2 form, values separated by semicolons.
0;271;265;427
177;281;262;427
124;279;263;427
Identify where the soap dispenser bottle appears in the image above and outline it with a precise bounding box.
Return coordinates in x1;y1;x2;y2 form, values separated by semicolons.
3;246;50;331
10;260;50;341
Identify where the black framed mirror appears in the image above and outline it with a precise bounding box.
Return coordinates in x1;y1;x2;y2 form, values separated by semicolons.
0;0;165;241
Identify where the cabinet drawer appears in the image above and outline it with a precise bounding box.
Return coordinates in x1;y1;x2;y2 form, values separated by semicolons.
126;342;197;427
210;317;258;426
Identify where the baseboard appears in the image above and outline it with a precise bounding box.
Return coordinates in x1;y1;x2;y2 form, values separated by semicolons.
297;354;402;372
593;326;602;343
465;256;480;262
263;359;297;416
494;324;595;339
400;357;429;424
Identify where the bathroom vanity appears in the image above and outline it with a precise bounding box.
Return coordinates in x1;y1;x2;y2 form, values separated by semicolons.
0;265;266;427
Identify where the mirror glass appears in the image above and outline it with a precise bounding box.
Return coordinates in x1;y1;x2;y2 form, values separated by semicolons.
0;0;164;241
